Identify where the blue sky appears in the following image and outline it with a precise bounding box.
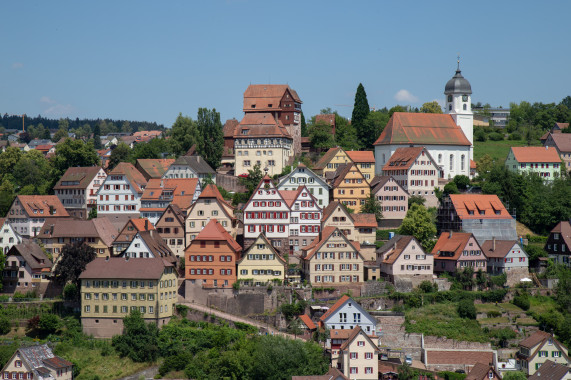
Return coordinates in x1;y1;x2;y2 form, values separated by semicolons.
2;1;570;128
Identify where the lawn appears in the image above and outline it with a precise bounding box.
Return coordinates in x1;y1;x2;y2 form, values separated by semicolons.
499;303;524;313
528;295;558;315
405;304;489;342
475;304;501;314
516;317;539;326
473;139;540;163
478;317;510;325
56;344;153;380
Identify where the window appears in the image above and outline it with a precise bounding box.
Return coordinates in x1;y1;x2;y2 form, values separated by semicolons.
350;352;358;359
350;367;358;374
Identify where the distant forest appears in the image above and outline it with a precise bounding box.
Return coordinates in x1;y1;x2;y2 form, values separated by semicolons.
0;114;165;135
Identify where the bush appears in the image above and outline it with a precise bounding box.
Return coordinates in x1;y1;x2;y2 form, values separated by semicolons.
513;294;530;311
457;299;477;319
439;371;467;380
38;314;60;334
508;132;522;140
488;132;504;141
475;129;487;142
418;281;435;294
0;317;11;335
63;283;78;301
487;311;502;318
453;175;470;191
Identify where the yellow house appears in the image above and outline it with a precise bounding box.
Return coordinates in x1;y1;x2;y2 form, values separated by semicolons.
237;234;287;285
329;163;370;213
517;331;570;375
186;184;237;242
337;326;379;379
314;147;352;176
346;151;375;182
79;257;178;338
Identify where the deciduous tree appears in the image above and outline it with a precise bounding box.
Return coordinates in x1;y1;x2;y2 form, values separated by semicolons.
398;204;436;251
53;242;97;289
309;121;334;152
169;113;198;156
361;194;383;221
420;101;443;114
107;142;131;170
196;108;223;170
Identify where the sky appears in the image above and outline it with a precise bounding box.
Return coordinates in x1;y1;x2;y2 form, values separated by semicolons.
2;1;570;128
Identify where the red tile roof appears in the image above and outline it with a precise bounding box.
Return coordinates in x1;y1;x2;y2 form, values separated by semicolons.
234;113;292;138
374;112;471;146
470;159;477;169
425;350;493;366
510;146;561;163
194;219;241;252
382;147;435;171
431;232;476;260
223;119;240;138
130;218;155;231
243;84;301;112
299;314;316;330
379;235;415;265
140;178;198;202
109;162;148;193
448;194;512;220
346;150;375;163
352;213;377;228
135;159;175;179
15;195;69;218
42;357;73;369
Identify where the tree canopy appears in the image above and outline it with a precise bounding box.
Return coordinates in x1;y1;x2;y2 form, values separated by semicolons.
53;242;97;290
352;83;371;148
196;108;224;170
398;204;437;251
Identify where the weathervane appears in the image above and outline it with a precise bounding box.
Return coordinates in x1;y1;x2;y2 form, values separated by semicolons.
457;54;460;71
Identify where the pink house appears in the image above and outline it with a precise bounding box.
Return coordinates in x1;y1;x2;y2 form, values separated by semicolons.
432;232;488;274
369;175;408;228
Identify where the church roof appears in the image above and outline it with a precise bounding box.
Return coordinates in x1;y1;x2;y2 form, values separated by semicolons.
445;66;472;95
373;112;471;146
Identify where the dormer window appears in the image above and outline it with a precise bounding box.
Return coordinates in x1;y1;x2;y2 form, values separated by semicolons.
241;129;249;135
268;104;272;107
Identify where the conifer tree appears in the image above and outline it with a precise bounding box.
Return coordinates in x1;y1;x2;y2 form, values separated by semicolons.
352;83;370;149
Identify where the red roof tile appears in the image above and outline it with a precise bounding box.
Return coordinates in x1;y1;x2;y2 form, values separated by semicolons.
320;295;351;322
448;194;512;220
346;151;375;163
243;84;301;112
352;213;377;228
431;232;476;260
194;219;241;252
510;146;561;163
382;147;435;171
110;162;148;193
299;314;316;330
374;112;471;146
15;195;69;218
234;113;291;138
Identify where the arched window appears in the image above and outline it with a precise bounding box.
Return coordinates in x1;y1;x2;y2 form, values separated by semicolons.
447;95;452;102
463;104;467;111
461;155;465;171
438;154;442;164
450;154;454;171
382;153;386;164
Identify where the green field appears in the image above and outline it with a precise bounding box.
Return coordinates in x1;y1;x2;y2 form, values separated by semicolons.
473;139;541;163
499;303;525;313
475;304;501;313
478;317;510;325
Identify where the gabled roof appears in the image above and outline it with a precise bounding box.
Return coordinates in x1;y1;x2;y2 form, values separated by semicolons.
465;363;499;380
79;257;174;279
480;240;524;259
243;84;301;112
529;360;570;380
194;219;241;252
37;217;118;247
547;132;571;153
7;241;52;270
279;189;301;208
370;175;408;196
54;166;104;190
352;214;377;228
42;357;74;369
339;326;379;352
346;150;375;163
292;367;349;380
130;218;155;232
377;235;419;265
14;195;69;218
136;159;175;179
320;295;351;322
448;194;512;220
109;162;148;193
187;184;234;220
554;122;569;130
134;231;175;259
140;178;199;202
383;146;437;171
549;221;571;251
223;118;240;138
322;201;352;223
16;344;72;377
519;330;553;349
170;155;215;174
431;232;477;260
276;164;331;189
374;112;471;146
302;226;360;261
234;113;292;139
299;314;316;330
510;146;561;163
157;204;186;226
315;114;336;126
314;147;347;171
330;163;363;188
238;234;286;266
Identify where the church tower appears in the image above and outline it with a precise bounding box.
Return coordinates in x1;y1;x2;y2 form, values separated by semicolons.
445;59;473;160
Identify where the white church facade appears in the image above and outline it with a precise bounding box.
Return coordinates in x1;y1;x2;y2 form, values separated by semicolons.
374;63;474;180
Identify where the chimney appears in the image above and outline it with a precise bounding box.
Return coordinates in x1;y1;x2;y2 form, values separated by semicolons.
49;205;54;215
492;236;496;251
449;231;453;238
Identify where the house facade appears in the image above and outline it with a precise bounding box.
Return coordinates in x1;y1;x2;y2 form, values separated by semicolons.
300;227;364;286
54;166;107;219
329;163;370;213
185;219;242;288
319;295;376;334
139;178;200;225
2;241;52;293
6;195;69;237
122;231;175;262
162;155;216;183
544;132;571;172
432;232;487;274
79;257;178;338
336;327;379;380
277;163;331;207
480;239;529;275
237;234;286;285
377;235;433;281
505;146;561;180
545;221;571;267
346;151;375;182
185;184;236;242
369;175;408;226
516;331;570;376
1;344;73;380
380;146;440;207
233;113;293;177
0;219;23;254
155;204;186;258
112;218;155;254
314;147;352;176
96;162;148;215
283;185;322;253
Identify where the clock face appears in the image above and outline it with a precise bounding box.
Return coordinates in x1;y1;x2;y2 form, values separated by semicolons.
462;95;468;102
